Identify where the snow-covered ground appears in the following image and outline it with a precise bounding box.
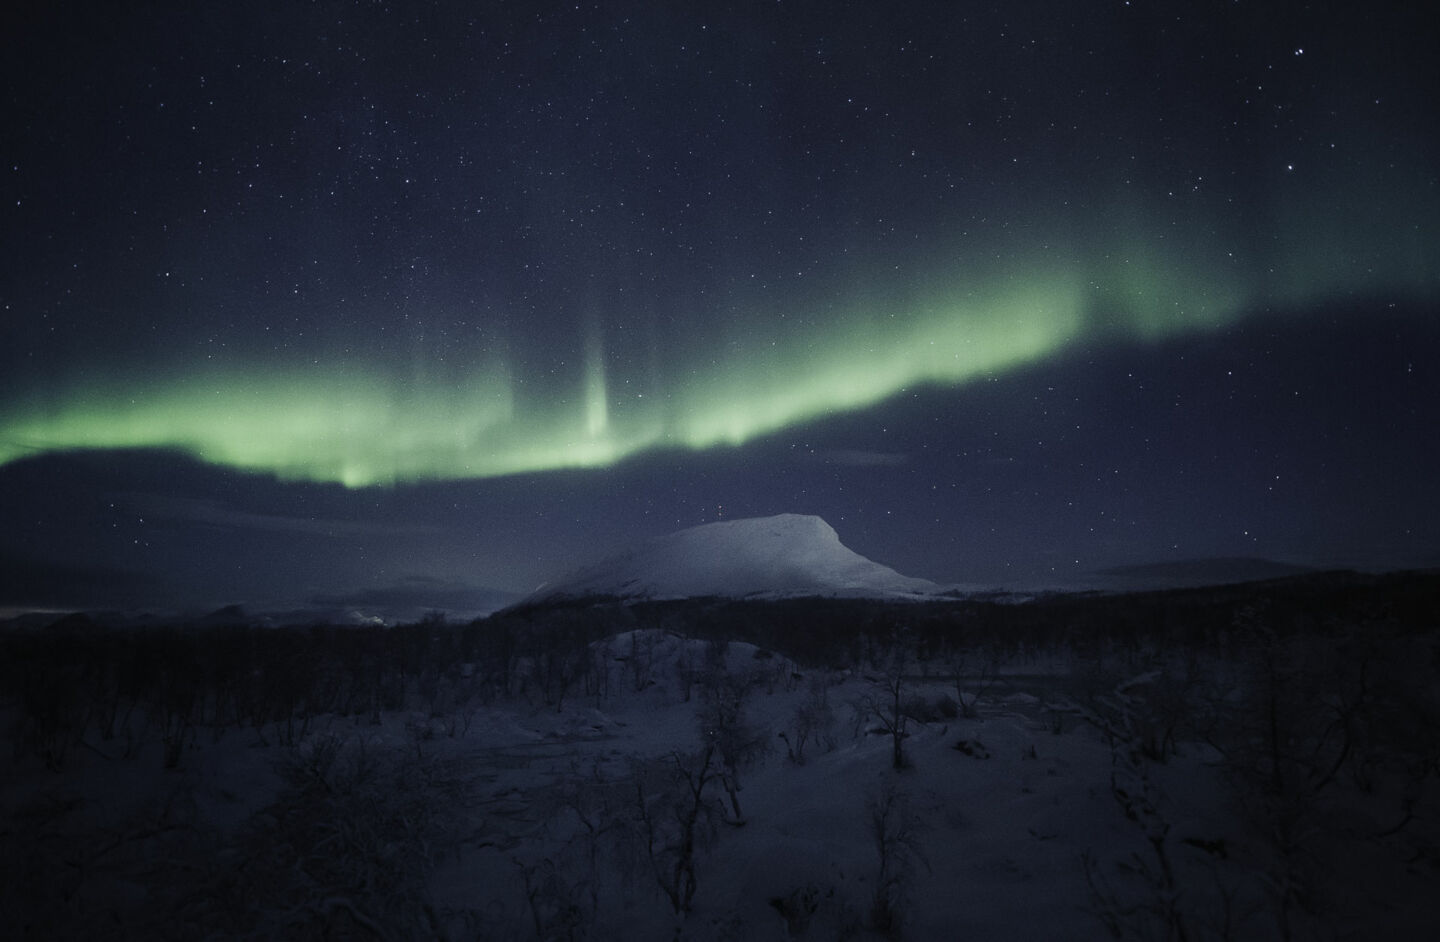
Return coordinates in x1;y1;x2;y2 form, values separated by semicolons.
6;620;1435;940
417;632;1133;940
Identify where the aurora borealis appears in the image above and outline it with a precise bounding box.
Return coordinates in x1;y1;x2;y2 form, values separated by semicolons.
3;1;1438;612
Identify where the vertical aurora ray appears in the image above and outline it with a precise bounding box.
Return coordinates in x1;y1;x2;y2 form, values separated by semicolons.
583;315;609;439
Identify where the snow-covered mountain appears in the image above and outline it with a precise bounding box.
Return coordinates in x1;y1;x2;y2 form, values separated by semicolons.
523;513;941;604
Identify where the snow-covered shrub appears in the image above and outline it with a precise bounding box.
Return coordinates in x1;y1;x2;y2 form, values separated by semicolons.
179;732;457;940
769;884;822;936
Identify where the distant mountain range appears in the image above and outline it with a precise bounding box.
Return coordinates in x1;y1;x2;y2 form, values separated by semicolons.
0;513;1375;629
520;513;942;606
1089;557;1318;591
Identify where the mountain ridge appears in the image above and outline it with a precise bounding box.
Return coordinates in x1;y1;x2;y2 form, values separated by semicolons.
521;513;941;606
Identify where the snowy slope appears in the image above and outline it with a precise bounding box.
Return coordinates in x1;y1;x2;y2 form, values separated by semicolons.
525;513;941;603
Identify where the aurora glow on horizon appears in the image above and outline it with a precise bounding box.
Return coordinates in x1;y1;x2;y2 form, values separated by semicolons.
3;1;1438;610
4;210;1433;486
2;265;1094;484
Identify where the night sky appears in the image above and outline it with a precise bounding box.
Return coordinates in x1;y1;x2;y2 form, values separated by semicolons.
2;1;1437;616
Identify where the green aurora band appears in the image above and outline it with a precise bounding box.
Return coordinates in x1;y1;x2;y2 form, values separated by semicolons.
1;224;1434;487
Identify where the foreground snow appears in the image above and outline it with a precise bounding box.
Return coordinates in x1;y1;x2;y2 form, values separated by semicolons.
3;625;1435;940
0;633;1116;939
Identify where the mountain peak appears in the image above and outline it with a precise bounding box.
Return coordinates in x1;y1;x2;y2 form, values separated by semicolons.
524;514;938;604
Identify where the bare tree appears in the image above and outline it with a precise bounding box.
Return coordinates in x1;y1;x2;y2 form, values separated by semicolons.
947;647;1000;718
624;630;657;693
866;783;928;936
556;760;634;923
782;673;837;765
630;745;723;916
1085;732;1195;942
515;856;585;941
863;635;912;770
698;669;768;823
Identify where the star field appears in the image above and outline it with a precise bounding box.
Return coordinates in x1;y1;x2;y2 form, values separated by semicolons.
1;1;1436;610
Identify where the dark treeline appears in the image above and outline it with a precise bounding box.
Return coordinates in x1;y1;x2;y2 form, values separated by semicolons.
0;611;619;770
527;568;1440;666
2;569;1436;772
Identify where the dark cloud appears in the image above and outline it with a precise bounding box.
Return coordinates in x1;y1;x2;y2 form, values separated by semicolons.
0;550;164;612
126;493;442;538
